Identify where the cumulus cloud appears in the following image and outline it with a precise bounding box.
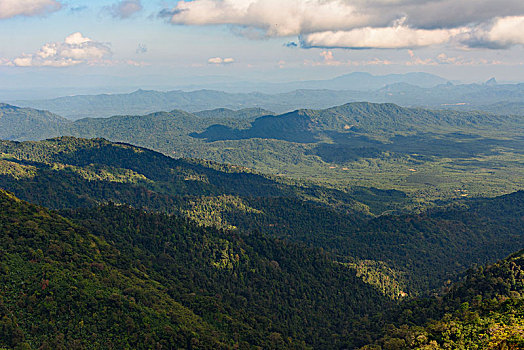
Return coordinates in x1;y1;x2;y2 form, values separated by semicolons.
166;0;380;36
106;0;142;19
208;57;235;65
161;0;524;50
0;0;62;19
460;16;524;49
10;32;112;67
301;25;462;49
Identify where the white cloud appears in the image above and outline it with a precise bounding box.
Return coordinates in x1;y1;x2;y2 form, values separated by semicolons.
162;0;524;50
168;0;380;37
433;53;504;66
10;33;112;67
106;0;142;19
302;25;461;49
460;16;524;49
208;57;235;64
0;0;61;19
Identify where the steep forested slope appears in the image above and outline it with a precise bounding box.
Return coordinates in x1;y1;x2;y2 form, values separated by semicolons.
0;190;386;349
0;190;229;349
361;250;524;349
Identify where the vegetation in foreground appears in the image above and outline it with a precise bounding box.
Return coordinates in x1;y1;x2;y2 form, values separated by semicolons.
0;189;387;349
0;188;523;349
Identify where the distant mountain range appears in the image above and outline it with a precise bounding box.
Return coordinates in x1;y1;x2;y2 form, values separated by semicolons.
174;71;450;93
11;79;524;120
0;71;448;100
3;101;522;148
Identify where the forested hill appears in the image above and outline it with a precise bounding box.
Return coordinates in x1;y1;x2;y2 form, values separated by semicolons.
2;102;522;199
0;136;377;213
0;189;386;349
350;190;524;293
1;174;522;349
193;102;523;142
0;104;271;142
361;249;524;349
0;103;68;141
0;137;522;299
3;101;522;143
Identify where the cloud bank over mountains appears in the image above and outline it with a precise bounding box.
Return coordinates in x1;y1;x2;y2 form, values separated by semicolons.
165;0;524;49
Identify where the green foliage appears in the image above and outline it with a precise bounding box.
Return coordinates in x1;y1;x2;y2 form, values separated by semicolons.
0;189;230;349
362;250;524;349
0;190;386;349
344;260;409;300
0;104;68;141
0;137;521;298
3;101;522;205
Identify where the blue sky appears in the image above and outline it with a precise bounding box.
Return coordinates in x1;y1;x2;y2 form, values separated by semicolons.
1;0;524;95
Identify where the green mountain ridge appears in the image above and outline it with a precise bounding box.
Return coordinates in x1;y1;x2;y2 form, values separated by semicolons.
0;104;68;141
193;102;523;143
1;102;522;203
